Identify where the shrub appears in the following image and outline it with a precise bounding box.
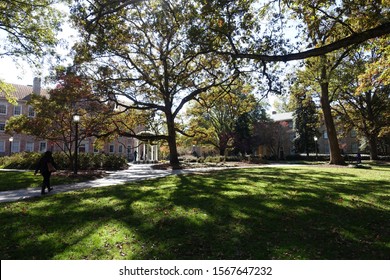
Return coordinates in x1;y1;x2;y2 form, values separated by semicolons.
0;152;41;169
225;156;242;162
102;154;127;170
179;155;198;163
285;154;305;161
78;153;97;170
204;156;224;163
52;153;71;170
91;153;105;169
246;155;265;164
197;157;205;163
1;152;127;171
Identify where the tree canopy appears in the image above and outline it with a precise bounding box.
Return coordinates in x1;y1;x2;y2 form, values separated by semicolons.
0;0;64;63
188;0;389;59
0;0;66;103
332;41;390;159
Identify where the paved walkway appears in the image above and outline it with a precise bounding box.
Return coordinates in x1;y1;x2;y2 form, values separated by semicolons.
0;164;255;203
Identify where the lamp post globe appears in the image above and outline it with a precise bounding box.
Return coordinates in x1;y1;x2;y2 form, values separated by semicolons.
73;115;80;174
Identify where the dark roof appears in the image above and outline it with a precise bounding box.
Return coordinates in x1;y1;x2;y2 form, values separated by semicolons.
0;83;48;101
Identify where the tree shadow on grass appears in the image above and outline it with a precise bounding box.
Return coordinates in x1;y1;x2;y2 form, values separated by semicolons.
153;168;390;259
0;167;389;259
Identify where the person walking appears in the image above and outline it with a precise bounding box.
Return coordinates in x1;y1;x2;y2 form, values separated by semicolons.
356;152;362;164
34;151;57;195
134;150;138;162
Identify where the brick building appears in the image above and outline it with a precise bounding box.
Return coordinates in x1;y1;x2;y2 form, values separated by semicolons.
0;78;137;160
256;111;360;158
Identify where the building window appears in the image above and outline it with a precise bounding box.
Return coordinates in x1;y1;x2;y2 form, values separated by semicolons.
28;106;35;117
109;144;115;153
127;145;132;159
79;143;86;153
14;105;22;116
39;141;47;152
11;140;20;153
0;140;4;153
118;145;123;154
350;129;357;138
323;131;328;139
26;142;34;152
351;142;359;153
0;103;7;115
0;122;5;132
324;143;330;154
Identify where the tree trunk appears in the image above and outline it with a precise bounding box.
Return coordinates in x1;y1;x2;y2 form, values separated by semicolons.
320;64;345;165
166;111;180;169
364;92;379;161
219;135;229;156
368;135;379;160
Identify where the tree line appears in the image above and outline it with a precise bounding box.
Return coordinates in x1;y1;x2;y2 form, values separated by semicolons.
1;0;389;168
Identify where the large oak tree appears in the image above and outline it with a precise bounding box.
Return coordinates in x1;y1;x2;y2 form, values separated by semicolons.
71;0;238;168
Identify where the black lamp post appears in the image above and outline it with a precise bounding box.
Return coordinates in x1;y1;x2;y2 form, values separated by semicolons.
73;115;80;174
9;137;13;156
314;136;318;161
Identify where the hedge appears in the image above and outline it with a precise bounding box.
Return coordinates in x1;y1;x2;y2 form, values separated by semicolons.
0;152;127;171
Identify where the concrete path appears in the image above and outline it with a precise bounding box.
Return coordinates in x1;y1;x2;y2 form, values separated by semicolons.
0;164;254;203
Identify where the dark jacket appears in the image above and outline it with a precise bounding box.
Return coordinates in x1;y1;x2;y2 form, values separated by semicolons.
35;152;57;174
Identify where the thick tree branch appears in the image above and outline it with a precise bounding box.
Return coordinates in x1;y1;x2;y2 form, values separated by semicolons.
225;22;390;62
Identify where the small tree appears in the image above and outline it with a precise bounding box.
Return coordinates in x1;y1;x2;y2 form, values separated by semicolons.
187;84;260;156
6;73;117;169
292;93;319;157
233;104;268;155
253;119;290;160
333;42;390;159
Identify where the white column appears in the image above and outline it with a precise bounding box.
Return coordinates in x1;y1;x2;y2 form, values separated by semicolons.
143;142;146;162
148;141;153;161
136;140;139;162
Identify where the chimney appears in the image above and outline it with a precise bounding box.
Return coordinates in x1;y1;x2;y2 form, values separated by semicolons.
32;77;41;95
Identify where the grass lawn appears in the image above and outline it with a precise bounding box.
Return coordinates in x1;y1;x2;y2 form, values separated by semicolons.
0;165;389;260
0;171;106;192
